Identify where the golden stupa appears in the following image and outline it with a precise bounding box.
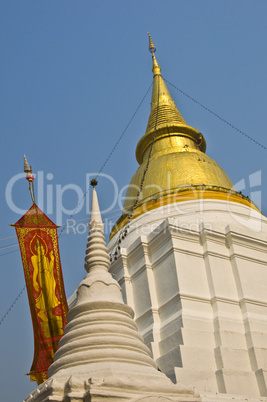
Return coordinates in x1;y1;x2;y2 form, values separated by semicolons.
110;34;259;238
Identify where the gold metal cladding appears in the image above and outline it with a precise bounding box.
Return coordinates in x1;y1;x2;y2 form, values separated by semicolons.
129;137;231;211
109;188;261;240
136;125;206;165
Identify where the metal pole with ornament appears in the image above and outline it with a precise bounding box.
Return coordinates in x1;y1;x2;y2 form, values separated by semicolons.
24;154;35;203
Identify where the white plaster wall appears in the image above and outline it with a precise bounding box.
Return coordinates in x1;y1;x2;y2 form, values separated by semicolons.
108;200;267;399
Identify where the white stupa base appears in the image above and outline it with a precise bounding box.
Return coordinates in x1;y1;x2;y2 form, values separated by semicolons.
109;200;267;400
25;367;200;402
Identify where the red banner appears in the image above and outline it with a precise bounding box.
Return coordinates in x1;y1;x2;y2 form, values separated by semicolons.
15;204;68;384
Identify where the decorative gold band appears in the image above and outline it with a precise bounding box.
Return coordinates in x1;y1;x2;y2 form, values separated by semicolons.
110;188;260;240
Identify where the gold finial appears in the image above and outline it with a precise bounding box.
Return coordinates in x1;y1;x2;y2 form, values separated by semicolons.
148;32;161;76
148;32;156;54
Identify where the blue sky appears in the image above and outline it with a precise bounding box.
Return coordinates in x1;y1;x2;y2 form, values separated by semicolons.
1;1;267;400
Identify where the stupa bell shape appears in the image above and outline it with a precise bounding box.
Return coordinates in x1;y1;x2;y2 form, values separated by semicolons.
110;35;259;238
25;185;199;401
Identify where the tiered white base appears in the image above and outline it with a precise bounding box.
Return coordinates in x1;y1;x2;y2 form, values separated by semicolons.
109;200;267;400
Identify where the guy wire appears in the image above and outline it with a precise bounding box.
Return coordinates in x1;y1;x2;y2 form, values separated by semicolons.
56;81;153;240
164;77;267;151
111;74;160;261
0;83;153;328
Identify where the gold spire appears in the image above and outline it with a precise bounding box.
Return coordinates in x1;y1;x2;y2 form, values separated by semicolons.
148;32;161;76
148;32;156;54
136;33;205;165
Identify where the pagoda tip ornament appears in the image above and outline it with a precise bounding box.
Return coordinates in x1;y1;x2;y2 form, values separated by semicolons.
148;33;161;76
148;32;156;54
90;178;98;188
24;154;35;203
24;154;31;173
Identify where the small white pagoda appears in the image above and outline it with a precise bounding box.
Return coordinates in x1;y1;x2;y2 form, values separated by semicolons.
25;182;199;401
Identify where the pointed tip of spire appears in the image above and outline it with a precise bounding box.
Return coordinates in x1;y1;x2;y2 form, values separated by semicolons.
148;32;156;54
85;183;111;273
24;154;31;173
148;32;161;76
90;186;103;225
